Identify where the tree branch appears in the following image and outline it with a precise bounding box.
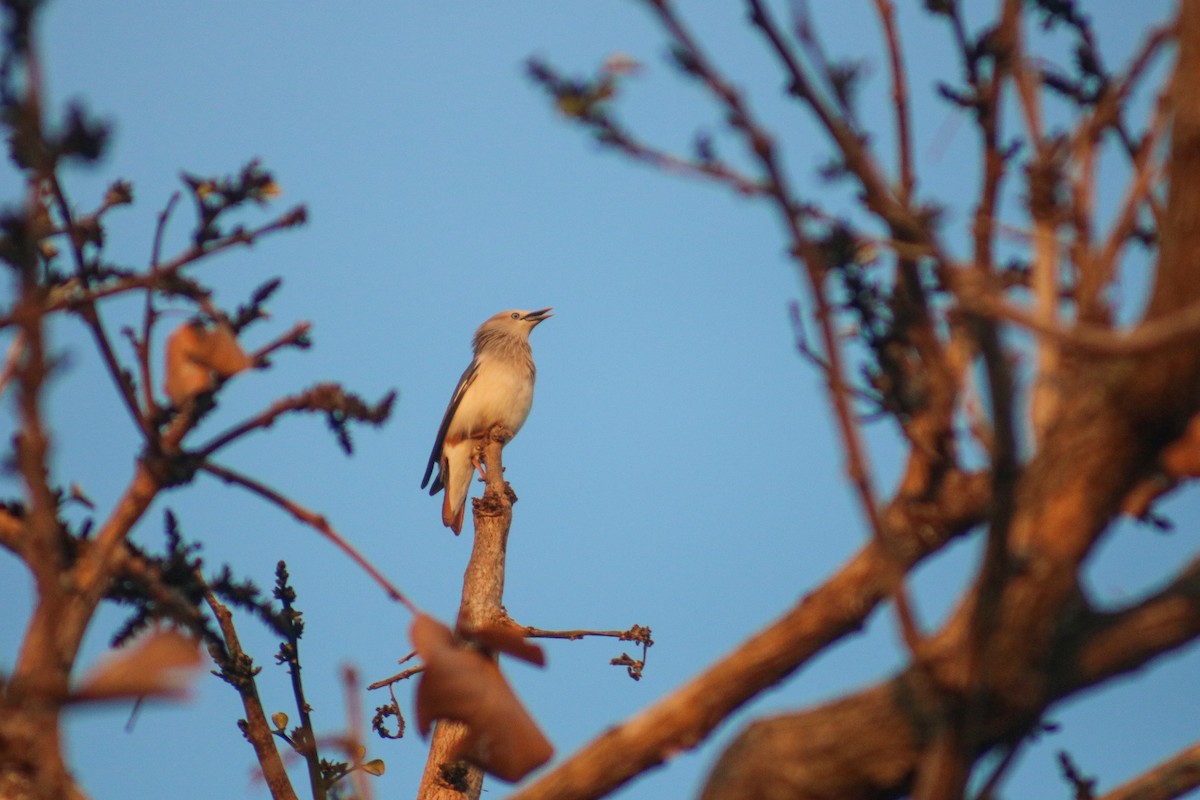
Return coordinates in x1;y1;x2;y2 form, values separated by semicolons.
417;427;515;800
505;471;989;800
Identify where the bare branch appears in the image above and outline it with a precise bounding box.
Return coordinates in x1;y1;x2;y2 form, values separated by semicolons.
205;591;298;800
871;0;915;201
1097;740;1200;800
199;462;416;612
507;471;989;800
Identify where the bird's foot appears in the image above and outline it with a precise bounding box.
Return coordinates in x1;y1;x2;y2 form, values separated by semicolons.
471;449;488;482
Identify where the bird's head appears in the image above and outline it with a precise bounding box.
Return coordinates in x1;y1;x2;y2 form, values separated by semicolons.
477;308;553;340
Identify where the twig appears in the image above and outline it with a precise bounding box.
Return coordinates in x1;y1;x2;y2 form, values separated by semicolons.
521;626;646;642
275;565;324;800
787;300;885;409
0;331;25;402
251;321;311;365
15;207;308;319
1096;92;1168;288
47;172;149;439
523;624;653;678
341;665;374;800
871;0;915;201
192;381;359;460
366;664;425;691
969;740;1024;800
655;0;927;654
206;590;298;800
744;0;921;237
138;192;181;421
1058;751;1097;800
1009;15;1062;443
592;122;769;197
199;462;416;612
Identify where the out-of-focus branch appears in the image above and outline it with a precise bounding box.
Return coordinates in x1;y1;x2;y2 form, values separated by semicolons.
0;206;309;323
199;462;415;611
1068;554;1200;691
1095;95;1168;298
193;380;362;460
506;471;989;800
205;591;298;800
972;289;1200;357
136;192;180;420
1096;740;1200;800
871;0;914;202
0;331;23;402
743;0;922;238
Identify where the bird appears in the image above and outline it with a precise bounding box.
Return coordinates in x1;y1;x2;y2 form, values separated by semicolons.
421;308;552;534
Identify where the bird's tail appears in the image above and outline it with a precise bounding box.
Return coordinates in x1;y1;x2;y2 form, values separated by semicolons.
440;439;474;535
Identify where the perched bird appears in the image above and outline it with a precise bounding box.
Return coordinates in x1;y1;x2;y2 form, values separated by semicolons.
422;308;552;534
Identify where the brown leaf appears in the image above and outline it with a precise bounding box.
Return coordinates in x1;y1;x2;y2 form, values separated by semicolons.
164;321;214;406
197;322;253;377
73;629;203;703
411;613;553;782
463;621;546;667
163;320;253;406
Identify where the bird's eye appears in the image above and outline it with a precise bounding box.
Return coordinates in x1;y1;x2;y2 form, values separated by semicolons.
511;312;520;319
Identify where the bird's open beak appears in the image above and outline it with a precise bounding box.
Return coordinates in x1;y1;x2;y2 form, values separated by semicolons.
523;308;553;325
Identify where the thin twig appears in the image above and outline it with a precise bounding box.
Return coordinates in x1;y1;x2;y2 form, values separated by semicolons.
251;321;311;365
1096;92;1168;285
594;122;769;196
366;664;425;691
872;0;915;201
0;331;25;402
656;0;927;654
46;173;149;439
521;627;645;642
970;740;1025;800
191;378;341;460
139;192;181;420
5;208;308;321
341;665;374;800
199;462;416;611
205;590;299;800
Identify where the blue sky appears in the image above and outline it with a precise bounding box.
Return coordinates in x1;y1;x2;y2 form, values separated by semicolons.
1;2;1196;799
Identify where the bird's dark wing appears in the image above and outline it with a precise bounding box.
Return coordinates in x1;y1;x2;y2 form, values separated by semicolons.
421;359;479;493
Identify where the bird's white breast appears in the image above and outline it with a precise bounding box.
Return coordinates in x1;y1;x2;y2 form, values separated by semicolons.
448;355;535;440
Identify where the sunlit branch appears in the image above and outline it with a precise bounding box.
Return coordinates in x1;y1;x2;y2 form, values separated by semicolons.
198;461;416;612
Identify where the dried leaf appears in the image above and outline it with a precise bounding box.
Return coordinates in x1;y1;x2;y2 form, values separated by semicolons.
464;622;546;667
197;322;253;377
164;321;214;406
602;52;642;75
73;629;203;703
411;614;553;782
360;759;386;776
163;319;253;405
